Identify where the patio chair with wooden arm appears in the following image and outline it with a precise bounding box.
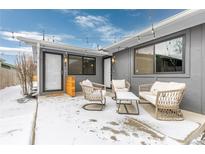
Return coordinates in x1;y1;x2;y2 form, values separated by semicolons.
80;80;106;111
139;81;186;121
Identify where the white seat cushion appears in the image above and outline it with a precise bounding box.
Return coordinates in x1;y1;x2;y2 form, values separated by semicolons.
92;90;106;98
82;79;93;87
139;91;156;105
150;81;170;95
112;80;126;89
115;88;129;92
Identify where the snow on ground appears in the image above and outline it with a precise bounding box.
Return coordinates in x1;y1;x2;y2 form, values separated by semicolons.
36;94;199;145
0;86;203;145
0;86;37;144
132;109;200;141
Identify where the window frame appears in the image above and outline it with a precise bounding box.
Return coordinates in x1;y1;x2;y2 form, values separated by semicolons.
68;54;96;75
134;45;155;75
134;35;186;75
83;56;96;75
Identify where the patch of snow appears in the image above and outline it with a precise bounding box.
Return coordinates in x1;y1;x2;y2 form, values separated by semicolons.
133;107;200;141
0;86;37;144
0;115;34;144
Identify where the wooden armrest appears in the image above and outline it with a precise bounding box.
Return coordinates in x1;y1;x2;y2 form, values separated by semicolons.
93;86;103;90
125;80;131;89
92;82;106;90
157;89;184;94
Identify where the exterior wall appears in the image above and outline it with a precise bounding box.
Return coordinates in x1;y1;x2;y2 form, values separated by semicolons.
202;24;205;114
112;48;131;81
112;24;205;114
39;48;103;94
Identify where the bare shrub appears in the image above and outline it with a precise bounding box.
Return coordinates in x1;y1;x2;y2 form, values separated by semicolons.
16;53;36;95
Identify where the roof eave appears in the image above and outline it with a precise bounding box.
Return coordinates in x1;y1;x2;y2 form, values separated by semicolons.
17;36;111;56
104;9;205;53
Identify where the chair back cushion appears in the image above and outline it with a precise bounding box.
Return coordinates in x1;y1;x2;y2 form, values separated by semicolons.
151;81;185;95
81;79;93;87
112;80;126;89
150;81;169;95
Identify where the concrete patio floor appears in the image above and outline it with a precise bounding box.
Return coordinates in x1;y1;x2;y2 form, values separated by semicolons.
34;92;205;145
140;103;205;144
1;86;204;145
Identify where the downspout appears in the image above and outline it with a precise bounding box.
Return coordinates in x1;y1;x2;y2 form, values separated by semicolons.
129;47;132;88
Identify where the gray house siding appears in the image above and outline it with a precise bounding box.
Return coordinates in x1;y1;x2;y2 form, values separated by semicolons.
112;48;131;82
202;24;205;114
39;48;103;94
112;24;205;114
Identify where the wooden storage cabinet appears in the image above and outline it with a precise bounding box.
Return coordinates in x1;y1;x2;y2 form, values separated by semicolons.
66;76;75;97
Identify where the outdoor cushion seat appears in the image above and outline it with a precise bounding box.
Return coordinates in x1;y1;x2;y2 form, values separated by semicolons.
80;80;106;111
150;81;170;95
92;90;106;98
112;80;126;89
139;91;156;105
82;79;93;87
112;79;130;99
139;81;186;121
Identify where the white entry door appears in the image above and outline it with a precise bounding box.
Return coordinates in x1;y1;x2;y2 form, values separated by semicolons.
44;52;63;91
104;57;111;88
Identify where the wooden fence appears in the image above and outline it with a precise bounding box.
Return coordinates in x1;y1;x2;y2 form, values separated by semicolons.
0;67;19;89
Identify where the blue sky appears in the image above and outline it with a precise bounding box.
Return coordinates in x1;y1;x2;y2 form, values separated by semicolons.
0;9;183;64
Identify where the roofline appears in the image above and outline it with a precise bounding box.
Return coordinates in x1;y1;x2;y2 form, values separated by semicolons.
103;9;202;51
17;36;110;56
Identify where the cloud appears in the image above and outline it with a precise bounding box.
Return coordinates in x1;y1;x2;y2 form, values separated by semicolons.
59;9;81;16
75;15;123;43
0;31;75;43
0;46;32;55
124;10;142;17
75;15;107;28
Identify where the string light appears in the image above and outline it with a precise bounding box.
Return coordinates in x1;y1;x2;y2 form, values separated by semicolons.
137;36;141;42
1;29;156;42
11;32;15;39
0;20;157;49
42;30;45;41
151;24;155;38
52;36;55;43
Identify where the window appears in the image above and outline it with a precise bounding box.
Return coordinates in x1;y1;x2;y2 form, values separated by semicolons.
135;46;154;74
155;37;183;73
134;36;184;75
68;55;96;75
68;55;82;75
83;57;96;75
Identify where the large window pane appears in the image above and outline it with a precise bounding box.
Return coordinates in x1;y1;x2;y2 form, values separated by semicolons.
135;46;154;74
155;37;183;72
83;57;96;75
68;55;82;74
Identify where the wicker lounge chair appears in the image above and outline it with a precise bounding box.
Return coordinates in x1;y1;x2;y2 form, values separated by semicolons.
139;81;186;121
80;79;106;111
112;79;130;100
